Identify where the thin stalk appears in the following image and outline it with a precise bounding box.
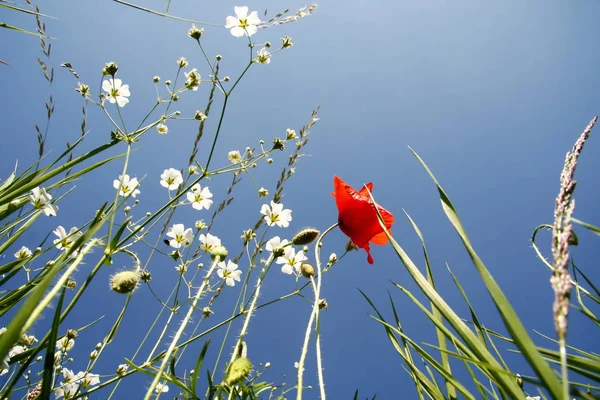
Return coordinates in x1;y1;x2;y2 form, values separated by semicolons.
296;223;337;400
143;258;218;399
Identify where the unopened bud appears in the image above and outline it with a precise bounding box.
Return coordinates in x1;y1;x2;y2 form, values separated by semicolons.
516;374;523;389
292;228;320;245
210;245;228;261
318;298;328;311
102;62;119;76
300;262;315;278
202;307;214;318
188;24;204;40
272;138;285;151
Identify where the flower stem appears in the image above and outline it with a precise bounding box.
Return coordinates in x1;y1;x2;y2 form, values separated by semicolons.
296;223;337;400
143;257;219;399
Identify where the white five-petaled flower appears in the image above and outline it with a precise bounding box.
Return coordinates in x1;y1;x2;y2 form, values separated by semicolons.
166;224;193;249
102;78;130;107
53;226;82;254
29;187;58;216
156;123;169;135
184;68;201;91
255;48;271;64
186;184;213;210
160;168;183;190
225;6;261;37
113;174;140;198
276;247;307;275
217;260;242;286
260;201;292;228
56;337;75;353
199;233;221;252
155;382;169;393
228;150;241;164
14;246;33;260
266;236;289;253
79;372;100;388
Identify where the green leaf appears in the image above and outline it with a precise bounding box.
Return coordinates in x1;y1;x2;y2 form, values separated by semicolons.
408;146;563;399
40;287;66;399
404;211;457;399
191;339;211;395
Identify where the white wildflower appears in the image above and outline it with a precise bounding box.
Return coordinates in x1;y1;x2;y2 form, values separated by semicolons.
225;6;261;37
160;168;183;190
217;260;242;286
186;184;213;210
102;78;130;107
260;201;292;228
29;187;58;216
113;174;140;198
166;224;193;249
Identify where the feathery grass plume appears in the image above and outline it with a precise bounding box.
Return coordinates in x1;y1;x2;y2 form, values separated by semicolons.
551;116;597;398
551;116;596;340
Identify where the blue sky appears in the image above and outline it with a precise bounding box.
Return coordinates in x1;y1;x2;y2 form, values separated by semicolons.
2;0;600;398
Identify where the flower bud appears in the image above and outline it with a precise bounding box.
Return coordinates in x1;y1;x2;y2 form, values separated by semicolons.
318;298;328;311
292;228;320;245
286;129;297;140
272;138;285;151
66;329;78;340
153;76;160;83
300;262;315;278
329;253;337;263
224;357;252;386
345;240;359;252
188;24;204;40
116;364;128;376
210;245;228;261
110;270;139;294
202;307;214;318
90;350;98;360
265;41;271;48
272;247;285;258
216;55;223;61
165;80;172;86
177;57;189;68
194;110;207;121
516;374;523;389
258;187;269;198
140;270;152;282
102;62;119;76
281;36;293;48
195;220;207;230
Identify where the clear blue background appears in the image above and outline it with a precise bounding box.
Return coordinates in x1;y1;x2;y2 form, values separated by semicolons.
1;0;600;398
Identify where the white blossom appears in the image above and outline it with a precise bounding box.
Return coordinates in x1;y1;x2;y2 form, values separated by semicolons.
277;247;307;275
186;184;213;210
265;236;289;253
56;337;75;352
260;201;292;228
160;168;183;190
156;123;169;135
166;224;193;249
102;78;130;107
199;233;221;252
113;174;140;198
53;226;82;256
217;260;242;286
225;6;261;37
14;246;33;260
29;187;57;216
228;150;242;163
185;68;201;91
155;382;169;393
255;48;271;64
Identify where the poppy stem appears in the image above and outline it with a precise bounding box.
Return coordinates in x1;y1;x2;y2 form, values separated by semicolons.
296;223;338;400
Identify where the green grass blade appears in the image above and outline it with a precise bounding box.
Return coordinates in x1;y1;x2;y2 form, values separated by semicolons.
404;211;457;399
40;286;66;399
191;339;211;395
409;146;563;399
572;217;600;236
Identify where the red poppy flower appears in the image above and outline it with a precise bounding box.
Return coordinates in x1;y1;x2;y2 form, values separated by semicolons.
332;175;394;264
